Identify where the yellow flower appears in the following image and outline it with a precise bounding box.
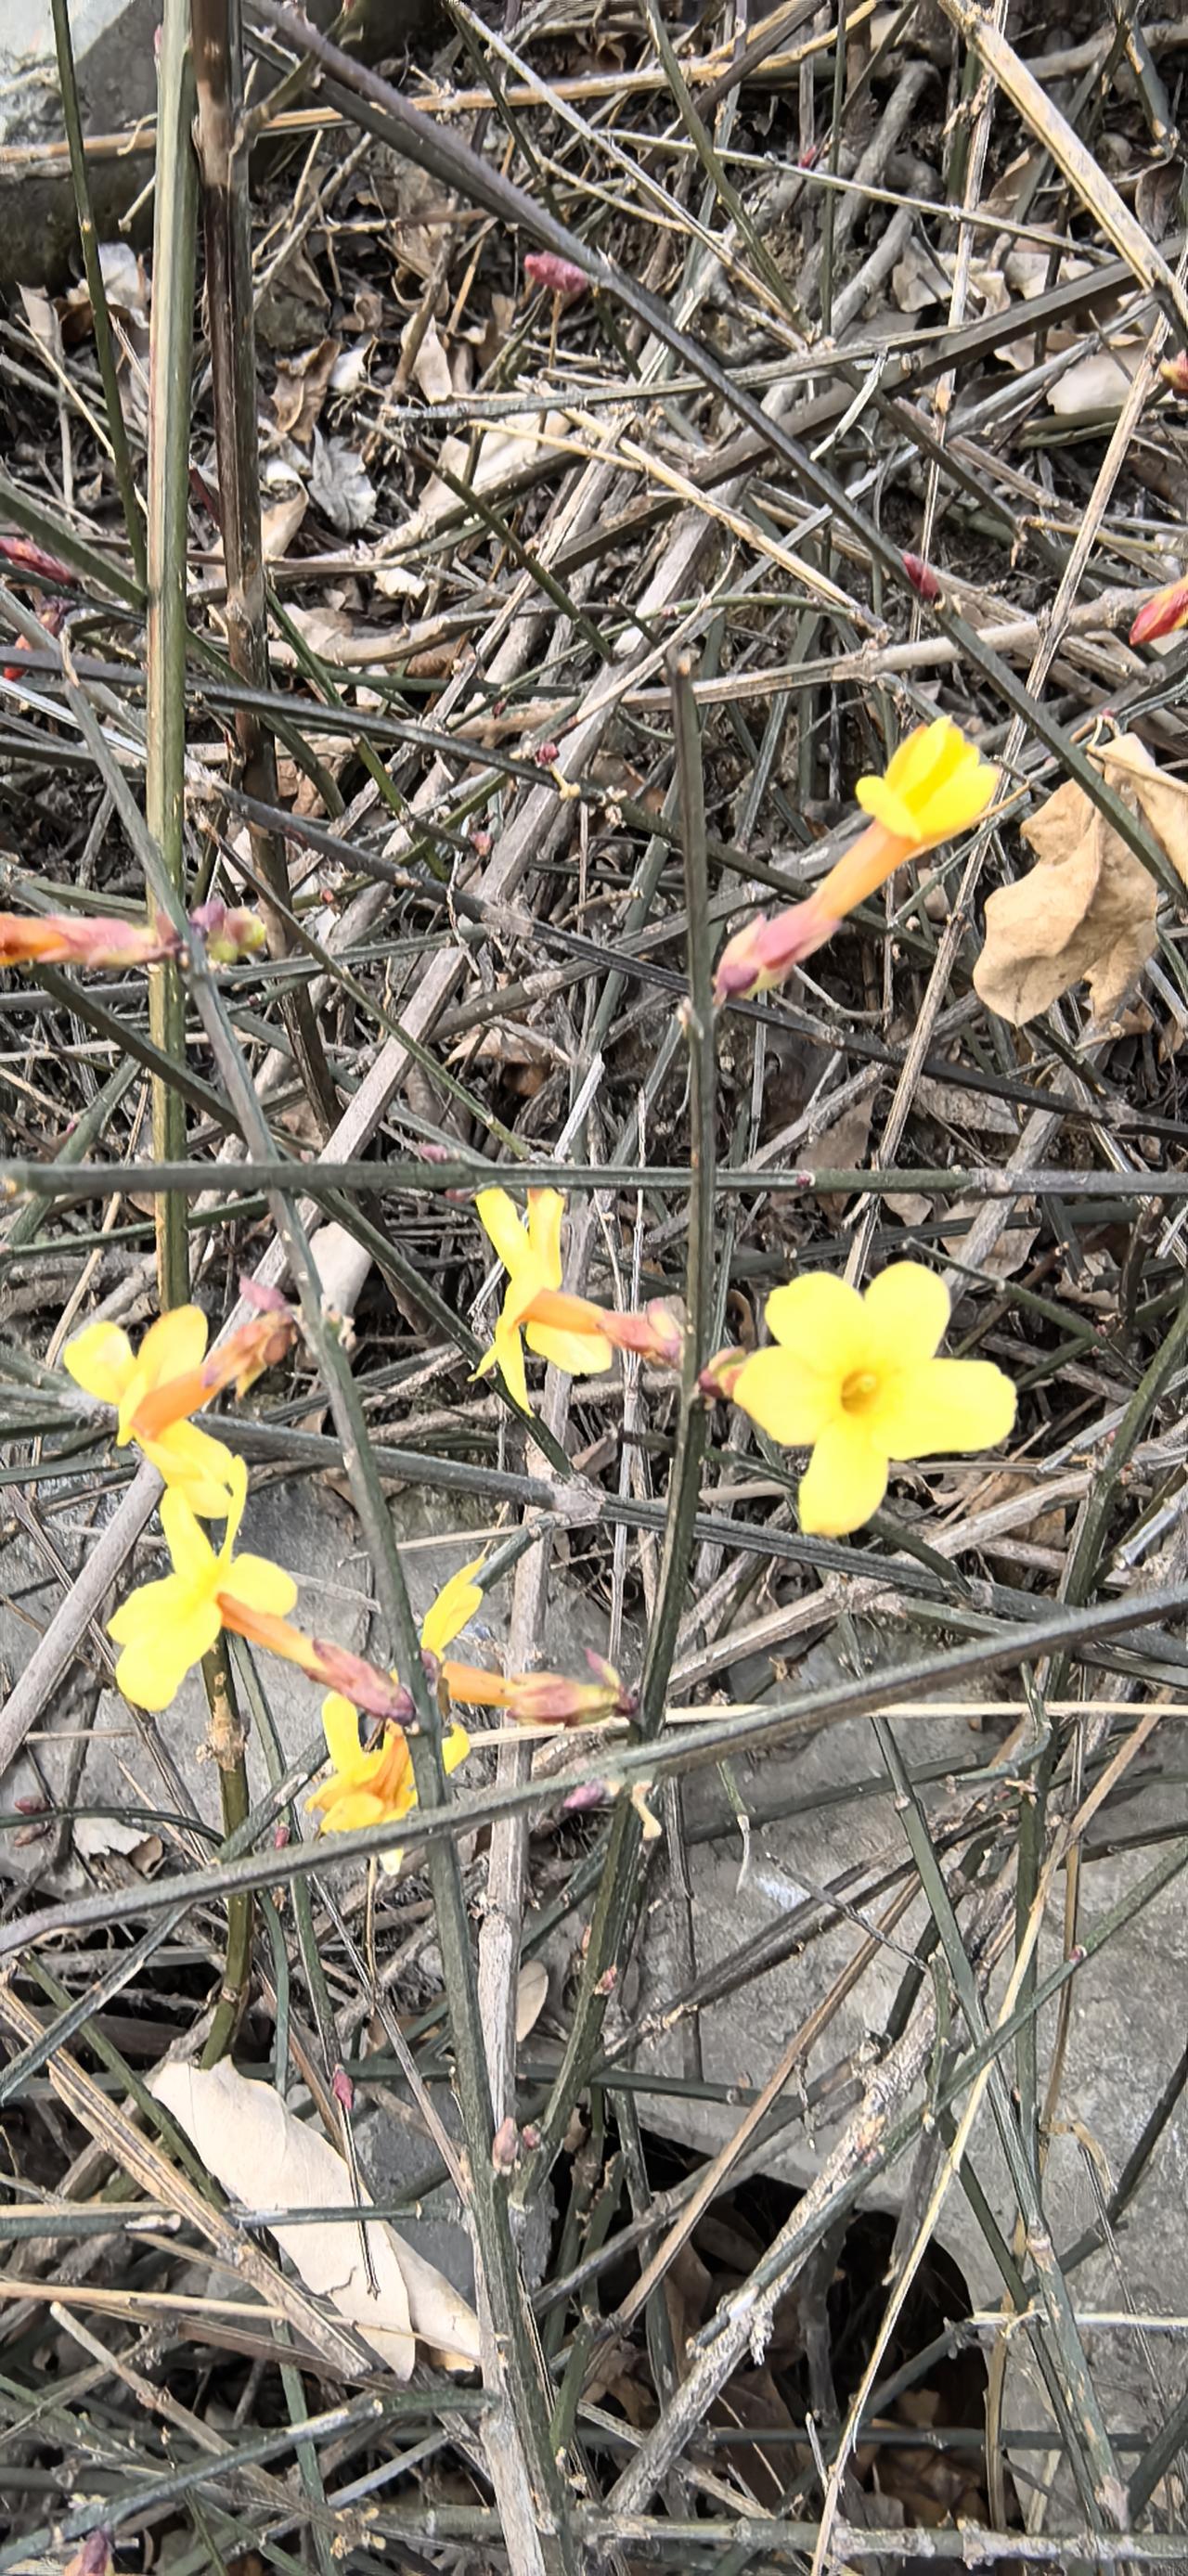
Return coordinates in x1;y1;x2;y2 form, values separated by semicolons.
714;719;998;1002
420;1555;486;1658
109;1454;297;1709
64;1307;238;1517
852;716;998;850
473;1187;613;1410
730;1264;1015;1538
310;1560;482;1869
307;1700;470;1872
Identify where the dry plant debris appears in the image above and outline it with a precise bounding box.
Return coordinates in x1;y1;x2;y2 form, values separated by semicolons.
3;0;1188;2570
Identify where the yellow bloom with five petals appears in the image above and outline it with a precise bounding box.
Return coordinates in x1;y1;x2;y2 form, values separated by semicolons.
730;1264;1015;1539
473;1187;612;1410
310;1559;484;1869
64;1307;238;1517
108;1453;297;1709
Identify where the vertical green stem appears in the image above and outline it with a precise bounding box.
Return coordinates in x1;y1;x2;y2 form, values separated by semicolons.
49;0;148;586
147;0;198;1311
189;0;339;1133
200;1642;254;2068
521;650;717;2189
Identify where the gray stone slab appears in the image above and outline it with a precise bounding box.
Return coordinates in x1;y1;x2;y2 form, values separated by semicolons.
625;1621;1188;2489
0;0;161;283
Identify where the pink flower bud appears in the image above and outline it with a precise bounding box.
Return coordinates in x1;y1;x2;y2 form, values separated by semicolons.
332;2065;355;2111
0;534;75;586
523;251;588;298
902;551;941;603
1130;575;1188;645
189;899;268;961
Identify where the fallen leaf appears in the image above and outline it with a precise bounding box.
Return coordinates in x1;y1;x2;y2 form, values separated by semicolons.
516;1958;549;2041
891;238;950;313
811;1092;872;1217
973;734;1188;1027
261;490;307;562
309;430;377;534
18;284;64;366
944;1201;1039;1279
150;2061;481;2373
329;337;373;395
272;337;340;444
402;313;453;405
1048;344;1143;416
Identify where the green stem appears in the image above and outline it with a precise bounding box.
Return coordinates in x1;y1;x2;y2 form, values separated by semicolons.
522;651;717;2188
147;0;199;1310
200;1642;253;2067
48;0;147;586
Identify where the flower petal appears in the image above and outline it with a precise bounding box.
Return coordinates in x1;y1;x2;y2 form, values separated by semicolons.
867;1359;1017;1461
443;1720;471;1774
223;1552;299;1619
526;1189;565;1289
765;1274;868;1378
798;1419;888;1538
730;1345;836;1447
136;1305;209;1389
524;1320;614;1375
62;1320;134;1407
861;1264;949;1365
316;1787;387;1833
476;1187;531;1278
320;1691;364;1774
160;1485;216;1591
144;1421;238;1518
114;1599;221;1708
108;1571;189;1645
421;1560;485;1656
502;1254;554;1335
218;1452;250;1556
492;1309;530;1411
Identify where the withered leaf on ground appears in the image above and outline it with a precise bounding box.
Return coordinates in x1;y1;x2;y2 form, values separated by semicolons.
973;733;1188;1027
308;430;377;534
272;337;341;445
151;2059;480;2376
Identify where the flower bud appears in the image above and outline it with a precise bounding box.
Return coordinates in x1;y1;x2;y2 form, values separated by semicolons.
523;251;588;297
0;909;180;971
309;1640;414;1725
1160;352;1188;397
902;550;941;602
189;899;268;961
1130;576;1188;646
699;1346;748;1401
505;1650;633;1727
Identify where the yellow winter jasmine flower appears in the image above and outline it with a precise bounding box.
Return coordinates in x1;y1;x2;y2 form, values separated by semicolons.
714;718;998;1002
311;1562;481;1870
420;1555;486;1658
730;1264;1016;1539
473;1187;613;1410
64;1307;238;1517
307;1698;471;1870
109;1455;297;1710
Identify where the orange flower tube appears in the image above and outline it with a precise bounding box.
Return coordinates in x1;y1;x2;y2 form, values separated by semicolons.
714;717;998;1004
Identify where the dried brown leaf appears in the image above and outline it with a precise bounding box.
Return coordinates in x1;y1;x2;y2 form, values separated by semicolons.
151;2060;480;2374
272;337;341;444
402;312;453;405
972;734;1187;1027
261;489;308;562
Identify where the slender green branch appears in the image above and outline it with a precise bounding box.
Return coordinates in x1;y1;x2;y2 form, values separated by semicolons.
200;1642;254;2068
521;651;717;2189
48;0;147;586
147;0;198;1309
